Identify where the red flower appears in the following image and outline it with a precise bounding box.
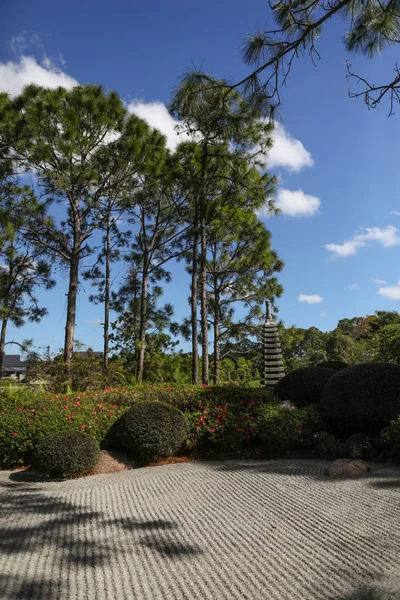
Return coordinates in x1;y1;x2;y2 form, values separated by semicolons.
17;407;23;412
11;431;18;436
80;424;85;429
297;429;302;434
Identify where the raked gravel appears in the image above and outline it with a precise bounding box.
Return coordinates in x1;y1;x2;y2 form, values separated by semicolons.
1;459;400;600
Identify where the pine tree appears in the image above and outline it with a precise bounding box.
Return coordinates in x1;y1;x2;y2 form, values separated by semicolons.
171;76;276;384
207;210;283;383
83;197;130;370
3;84;164;375
0;176;54;370
123;158;187;382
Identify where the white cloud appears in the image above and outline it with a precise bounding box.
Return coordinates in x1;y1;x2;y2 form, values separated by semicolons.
273;188;320;217
348;283;360;290
320;312;328;316
127;101;181;151
391;211;400;216
325;226;400;258
88;319;102;325
0;55;78;96
267;122;314;173
372;278;387;284
378;282;400;300
298;294;324;304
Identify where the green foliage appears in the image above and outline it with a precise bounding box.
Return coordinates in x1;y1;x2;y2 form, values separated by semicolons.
0;386;124;467
239;0;400;115
32;431;100;477
256;405;322;454
274;366;335;407
320;362;400;434
26;352;128;392
106;401;188;463
345;434;374;460
375;324;400;363
314;432;346;459
193;392;266;454
32;431;100;478
380;419;400;462
317;360;349;371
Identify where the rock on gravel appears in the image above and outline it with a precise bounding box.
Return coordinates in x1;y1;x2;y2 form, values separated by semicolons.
327;459;368;478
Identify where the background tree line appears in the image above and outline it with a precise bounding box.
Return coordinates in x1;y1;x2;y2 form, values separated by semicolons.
0;79;283;388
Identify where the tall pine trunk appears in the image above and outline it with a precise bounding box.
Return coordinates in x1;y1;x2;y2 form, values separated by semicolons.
103;214;111;370
64;253;79;366
0;318;8;373
137;256;148;383
191;228;199;384
213;284;220;385
199;216;209;385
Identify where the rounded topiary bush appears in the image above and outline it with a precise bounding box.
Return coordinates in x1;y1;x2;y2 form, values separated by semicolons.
314;432;346;459
107;401;188;463
274;366;336;407
345;434;374;460
317;360;349;372
320;362;400;435
32;431;100;478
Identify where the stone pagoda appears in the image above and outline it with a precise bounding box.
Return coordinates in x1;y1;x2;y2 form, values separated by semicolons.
262;300;285;388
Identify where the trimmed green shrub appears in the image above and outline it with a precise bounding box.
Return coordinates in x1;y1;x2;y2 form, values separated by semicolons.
32;431;100;478
274;367;336;407
107;401;188;462
380;418;400;462
256;404;322;454
314;432;346;459
345;434;374;460
317;360;349;372
320;362;400;434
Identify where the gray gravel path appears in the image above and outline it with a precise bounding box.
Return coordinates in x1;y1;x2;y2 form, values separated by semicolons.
1;460;400;600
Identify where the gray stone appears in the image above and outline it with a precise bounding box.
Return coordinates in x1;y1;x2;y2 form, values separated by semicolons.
327;459;368;478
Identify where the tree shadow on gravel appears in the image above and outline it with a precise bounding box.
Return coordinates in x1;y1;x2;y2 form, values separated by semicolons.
0;573;65;600
0;478;203;598
334;581;400;599
370;478;400;489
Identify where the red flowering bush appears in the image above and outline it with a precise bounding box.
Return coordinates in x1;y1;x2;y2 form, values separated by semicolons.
193;393;266;455
256;404;322;455
0;387;125;467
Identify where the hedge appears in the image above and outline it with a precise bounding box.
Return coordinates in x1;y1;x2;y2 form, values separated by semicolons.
274;366;336;407
320;362;400;434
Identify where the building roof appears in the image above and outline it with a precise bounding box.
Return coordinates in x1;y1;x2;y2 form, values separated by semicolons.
2;355;27;369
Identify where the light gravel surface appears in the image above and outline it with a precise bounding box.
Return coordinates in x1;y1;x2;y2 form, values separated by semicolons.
1;460;400;600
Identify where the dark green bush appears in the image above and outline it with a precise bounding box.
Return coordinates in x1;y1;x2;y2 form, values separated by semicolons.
345;434;374;460
380;418;400;462
314;432;346;459
320;362;400;434
107;401;188;463
317;360;349;372
274;367;336;407
256;404;322;454
32;431;100;478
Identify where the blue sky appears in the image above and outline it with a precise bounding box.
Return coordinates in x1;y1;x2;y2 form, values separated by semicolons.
0;0;400;355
